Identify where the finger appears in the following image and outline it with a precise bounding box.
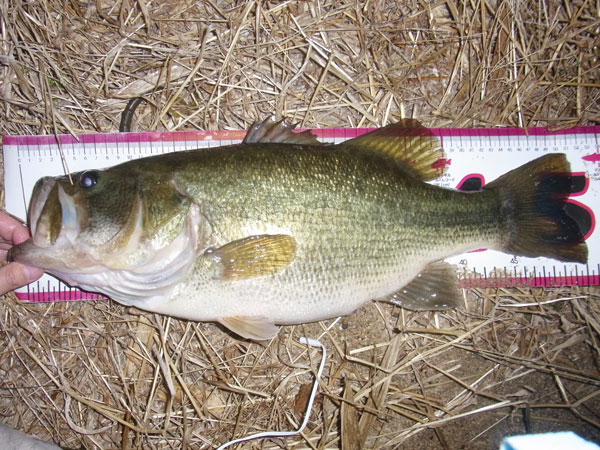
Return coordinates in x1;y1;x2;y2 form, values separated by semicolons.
0;212;30;245
0;263;44;295
11;224;31;245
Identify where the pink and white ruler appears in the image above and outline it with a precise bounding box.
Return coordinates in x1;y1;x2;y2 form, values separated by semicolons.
3;126;600;302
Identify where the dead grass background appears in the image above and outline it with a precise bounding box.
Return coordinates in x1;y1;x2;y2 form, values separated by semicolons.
0;0;599;448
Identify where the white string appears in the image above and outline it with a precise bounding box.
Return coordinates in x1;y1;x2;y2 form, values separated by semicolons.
216;337;326;450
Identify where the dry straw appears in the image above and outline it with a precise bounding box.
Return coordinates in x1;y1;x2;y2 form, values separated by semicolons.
0;0;599;448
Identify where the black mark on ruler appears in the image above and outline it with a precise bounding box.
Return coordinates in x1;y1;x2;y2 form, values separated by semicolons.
543;266;547;287
18;163;27;219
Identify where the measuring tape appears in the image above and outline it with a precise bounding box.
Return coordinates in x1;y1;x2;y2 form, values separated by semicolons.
3;126;600;301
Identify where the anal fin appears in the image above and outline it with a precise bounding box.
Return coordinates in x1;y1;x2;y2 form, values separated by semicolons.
385;262;462;311
219;316;279;340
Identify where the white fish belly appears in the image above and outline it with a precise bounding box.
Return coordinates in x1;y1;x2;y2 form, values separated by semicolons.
142;253;436;325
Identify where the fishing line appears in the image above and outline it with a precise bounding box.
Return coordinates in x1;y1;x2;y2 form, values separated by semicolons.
215;337;326;450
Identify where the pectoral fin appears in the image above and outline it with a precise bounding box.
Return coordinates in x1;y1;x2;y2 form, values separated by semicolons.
219;316;279;340
385;261;462;310
206;234;297;281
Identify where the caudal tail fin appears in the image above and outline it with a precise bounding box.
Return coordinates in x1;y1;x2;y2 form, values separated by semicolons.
485;153;588;264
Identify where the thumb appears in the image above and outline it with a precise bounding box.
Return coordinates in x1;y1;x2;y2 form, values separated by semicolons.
0;263;44;295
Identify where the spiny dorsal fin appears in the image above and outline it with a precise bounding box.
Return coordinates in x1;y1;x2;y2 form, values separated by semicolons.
219;316;279;340
344;119;448;181
205;234;297;281
384;261;462;311
243;117;321;145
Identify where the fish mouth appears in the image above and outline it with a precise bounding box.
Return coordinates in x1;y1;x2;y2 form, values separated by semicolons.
29;177;58;248
10;177;87;269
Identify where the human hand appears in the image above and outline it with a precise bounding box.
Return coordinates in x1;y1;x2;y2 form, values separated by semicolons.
0;211;44;295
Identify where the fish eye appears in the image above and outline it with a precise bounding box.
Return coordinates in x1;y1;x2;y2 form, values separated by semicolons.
80;171;99;188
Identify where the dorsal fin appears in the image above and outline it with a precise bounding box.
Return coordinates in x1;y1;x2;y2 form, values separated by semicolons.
243;117;321;145
344;119;448;181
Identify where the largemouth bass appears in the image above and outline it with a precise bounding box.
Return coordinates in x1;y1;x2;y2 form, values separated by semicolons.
9;119;587;339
